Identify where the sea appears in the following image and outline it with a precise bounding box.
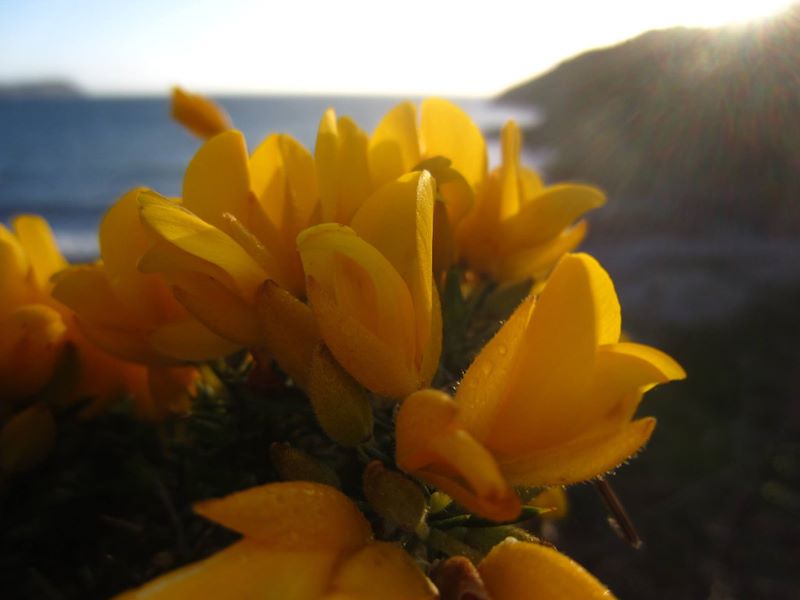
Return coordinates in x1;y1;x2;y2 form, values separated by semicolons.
0;95;538;261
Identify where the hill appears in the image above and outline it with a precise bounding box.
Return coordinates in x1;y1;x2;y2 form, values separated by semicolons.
498;6;800;235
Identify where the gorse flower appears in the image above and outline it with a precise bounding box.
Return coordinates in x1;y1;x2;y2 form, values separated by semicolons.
369;98;487;193
115;482;616;600
397;253;685;520
115;482;438;600
456;121;605;281
297;171;441;399
52;188;237;365
369;99;486;275
141;120;442;399
315;108;371;225
475;538;617;599
0;217;68;402
168;91;594;284
137;131;281;347
0;216;198;473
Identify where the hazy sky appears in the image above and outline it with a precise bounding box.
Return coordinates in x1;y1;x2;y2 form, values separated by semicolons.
0;0;793;96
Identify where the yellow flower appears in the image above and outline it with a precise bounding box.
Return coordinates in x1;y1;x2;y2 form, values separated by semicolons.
52;188;238;365
396;389;521;521
315;108;371;225
369;98;486;200
171;87;232;139
0;215;198;436
297;171;441;399
456;121;605;282
477;539;617;599
397;253;684;519
114;482;437;599
370;99;485;272
137;129;308;347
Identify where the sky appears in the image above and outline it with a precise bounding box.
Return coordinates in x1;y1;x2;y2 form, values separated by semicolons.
0;0;795;96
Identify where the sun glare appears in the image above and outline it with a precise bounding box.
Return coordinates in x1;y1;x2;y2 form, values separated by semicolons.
663;0;794;27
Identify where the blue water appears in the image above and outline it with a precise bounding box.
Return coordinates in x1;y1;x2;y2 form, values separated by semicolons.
0;96;537;259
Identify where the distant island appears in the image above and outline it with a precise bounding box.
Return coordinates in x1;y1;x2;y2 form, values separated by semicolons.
497;4;800;236
0;80;84;99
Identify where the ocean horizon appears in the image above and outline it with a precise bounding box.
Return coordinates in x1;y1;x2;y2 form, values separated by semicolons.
0;95;539;260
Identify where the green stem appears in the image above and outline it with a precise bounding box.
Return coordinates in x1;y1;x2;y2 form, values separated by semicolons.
430;505;549;529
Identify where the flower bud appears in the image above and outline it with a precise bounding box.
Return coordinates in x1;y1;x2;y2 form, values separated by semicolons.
363;461;428;535
269;442;340;489
307;345;373;447
256;280;320;388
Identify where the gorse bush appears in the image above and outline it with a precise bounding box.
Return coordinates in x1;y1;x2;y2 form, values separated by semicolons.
0;88;684;599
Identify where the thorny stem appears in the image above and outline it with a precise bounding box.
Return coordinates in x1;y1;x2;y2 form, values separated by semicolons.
594;477;643;549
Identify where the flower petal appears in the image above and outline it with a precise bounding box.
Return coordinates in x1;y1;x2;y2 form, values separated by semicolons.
304;275;417;398
249;134;318;295
171;273;261;348
420;98;487;189
99;188;182;323
149;319;241;362
487;254;620;453
52;265;146;330
315;110;371;224
171;87;232;139
298;224;417;397
498;417;656;486
194;482;373;553
590;342;685;425
75;318;166;365
139;193;266;300
0;224;31;314
350;171;435;367
478;539;616;600
529;487;569;520
138;238;236;294
519;165;544;200
327;542;438;600
497;121;524;220
501;184;605;250
418;281;442;388
182;130;254;231
396;390;521;522
250;133;319;240
12;215;66;290
369;101;421;188
0;305;67;399
114;540;338;600
493;221;588;282
455;295;535;442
